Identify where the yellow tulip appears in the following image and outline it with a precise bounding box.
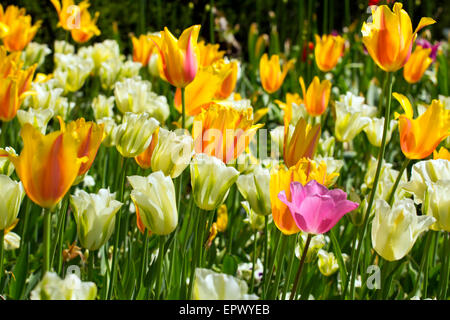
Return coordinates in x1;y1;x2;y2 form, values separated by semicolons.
132;34;157;67
299;76;331;116
361;2;435;72
0;5;41;52
433;147;450;161
214;60;239;100
393;93;450;160
259;53;294;94
198;40;225;68
135;128;159;170
269;159;338;235
150;25;201;88
403;45;432;84
0;123;87;209
314;34;345;72
192;102;263;164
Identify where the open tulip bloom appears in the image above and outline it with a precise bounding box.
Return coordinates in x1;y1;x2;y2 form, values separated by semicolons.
278;180;359;235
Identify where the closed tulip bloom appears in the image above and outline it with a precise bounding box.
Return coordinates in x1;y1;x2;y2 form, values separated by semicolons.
371;199;435;261
278;180;358;234
317;250;339;276
433;147;450;161
393;93;450;159
150;128;193;178
113;112;159;158
0;175;25;230
192;268;258;300
299;76;331;116
0;5;41;51
193;102;263;164
128;171;178;235
70;189;122;250
21;42;51;69
135;128;159;170
270;159;339;235
363;117;397;147
424;180;450;232
150;25;201;88
361;3;435;72
54;53;94;93
295;233;326;263
259;53;294;94
0;123;87;209
314;34;345;72
0;147;16;176
198;41;226;68
403;45;432;84
132;34;158;67
17;108;54;134
31;272;97;300
190;154;239;211
236;165;271;216
91;95;114;120
215;59;239;99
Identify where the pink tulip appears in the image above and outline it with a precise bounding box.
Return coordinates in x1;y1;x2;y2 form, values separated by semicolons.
278;180;359;234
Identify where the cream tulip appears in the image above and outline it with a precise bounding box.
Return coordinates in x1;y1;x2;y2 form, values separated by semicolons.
0;175;25;230
423;180;450;232
236;165;271;216
363;118;397;147
17;108;54;134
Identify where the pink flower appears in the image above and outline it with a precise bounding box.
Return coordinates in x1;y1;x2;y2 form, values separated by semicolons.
278;180;359;234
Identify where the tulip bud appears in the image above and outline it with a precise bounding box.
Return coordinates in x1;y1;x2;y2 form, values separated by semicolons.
0;147;17;176
0;175;25;230
151;128;194;178
236;165;271;216
30;272;97;300
190;154;239;211
54;40;74;55
363;118;397;147
317;250;339;276
423;180;450;232
21;42;51;68
92;95;115;121
97;117;117;147
54;53;94;93
78;40;121;74
17;108;54;134
70;189;123;251
113;112;159;158
128;171;178;235
192;268;259;300
371;199;435;261
295;233;326;263
23;80;64;111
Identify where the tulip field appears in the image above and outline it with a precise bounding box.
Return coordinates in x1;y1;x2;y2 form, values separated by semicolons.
0;0;449;302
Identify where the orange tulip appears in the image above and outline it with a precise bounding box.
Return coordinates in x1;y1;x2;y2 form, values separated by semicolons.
0;5;41;52
393;93;450;160
299;76;331;116
150;25;201;88
198;40;225;68
61;118;104;176
361;2;435;72
269;159;339;235
0;123;87;209
403;45;432;84
50;0;100;43
132;34;157;67
135;128;159;169
259;53;294;94
214;60;239;100
192;102;263;164
314;34;345;72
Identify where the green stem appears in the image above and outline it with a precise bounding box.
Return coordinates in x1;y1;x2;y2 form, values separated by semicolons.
271;234;288;299
411;231;432;297
51;194;69;269
282;238;296;300
262;216;269;296
387;158;411;206
348;72;393;299
439;232;450;299
0;229;4;287
107;157;129;300
88;251;95;281
290;233;312;300
1;120;8;147
154;235;166;299
181;87;186;130
43;208;51;276
187;208;202;299
138;231;149;294
250;229;258;292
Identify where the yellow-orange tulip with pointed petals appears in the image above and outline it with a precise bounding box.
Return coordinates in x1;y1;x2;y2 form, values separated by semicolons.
314;34;345;72
132;34;157;67
300;76;331;116
361;2;435;72
135;128;159;170
403;45;432;84
0;123;87;209
150;25;201;88
393;93;450;160
433;147;450;161
193;102;263;164
215;60;238;100
198;40;225;68
259;54;294;94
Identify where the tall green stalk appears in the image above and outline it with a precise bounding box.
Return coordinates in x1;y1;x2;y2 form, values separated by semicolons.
348;72;393;299
0;229;4;287
42;208;51;276
387;158;411;206
290;233;312;300
181;87;186;130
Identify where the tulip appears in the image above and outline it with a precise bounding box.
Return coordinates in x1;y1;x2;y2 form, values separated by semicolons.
198;41;226;68
242;201;266;231
416;38;440;61
0;175;25;230
97;117;116;147
192;102;263;164
215;59;239;99
278;180;358;234
91;95;114;120
21;42;51;68
149;128;194;178
17;108;54;134
192;268;258;300
270;159;339;235
0;5;41;51
132;33;158;67
190;154;239;211
314;34;345;72
334;91;377;142
135;128;159;170
0;147;16;176
113;112;159;158
361;2;435;72
30;272;97;300
299;76;331;116
403;45;433;84
54;40;75;55
54;53;94;93
259;53;294;94
150;25;201;88
128;171;178;235
236;165;271;216
295;233;326;263
423;180;450;232
363;117;397;147
0;123;87;209
275;92;307;128
371;199;435;261
317;250;339;276
393;93;450;159
78;40;121;74
23;79;63;111
433;147;450;161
